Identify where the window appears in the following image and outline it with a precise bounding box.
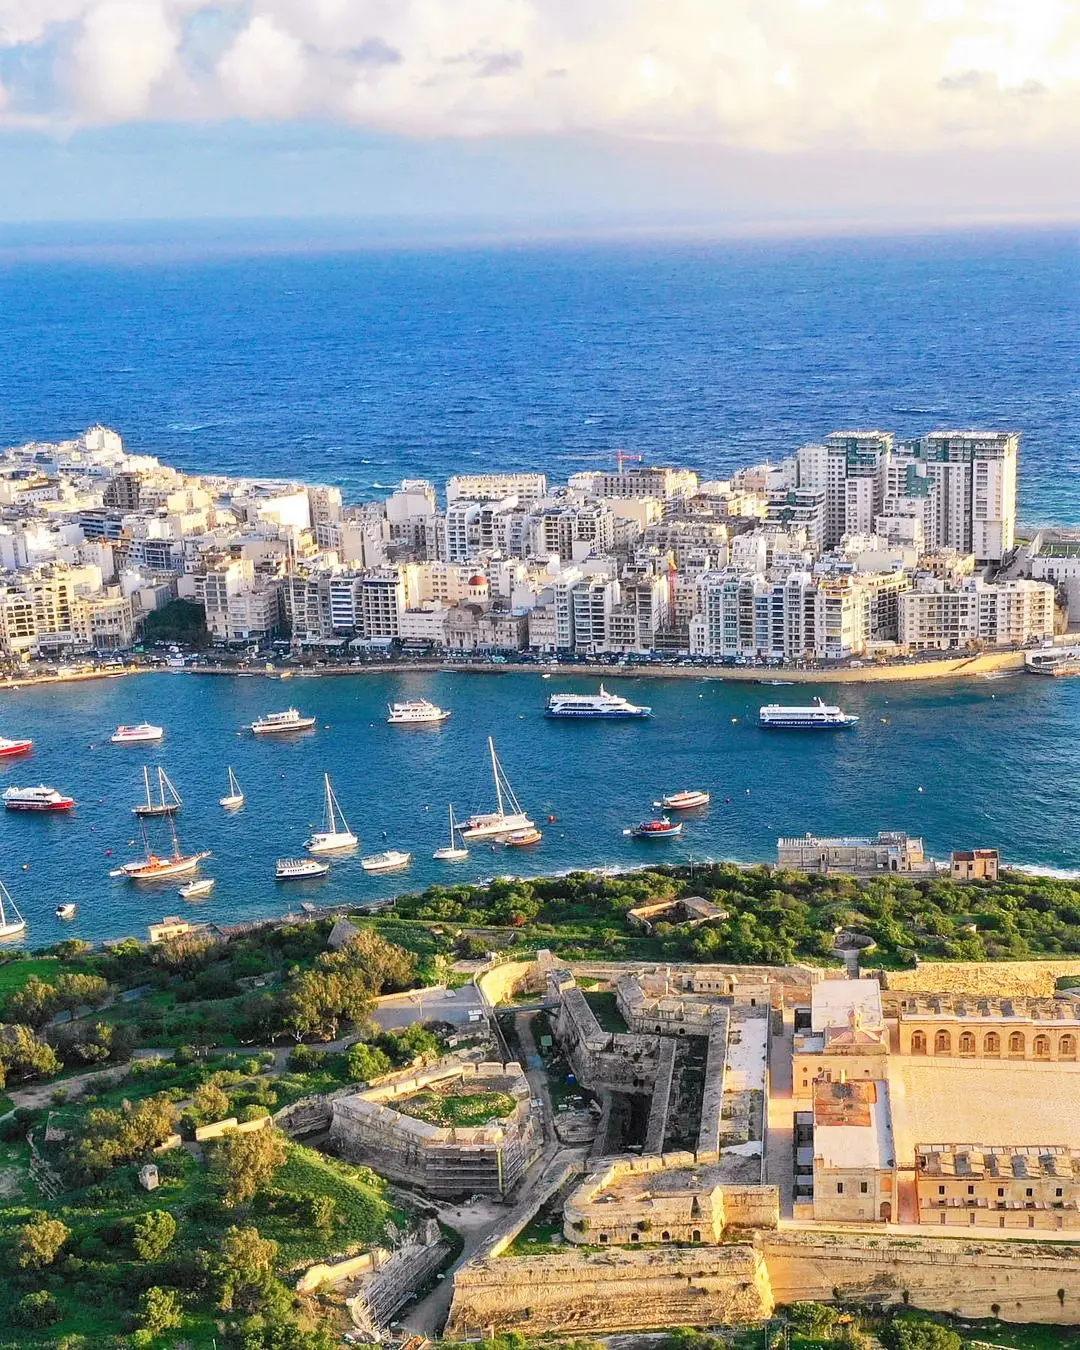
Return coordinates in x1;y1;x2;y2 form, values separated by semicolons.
599;1234;608;1244
997;1188;1004;1198
911;1030;927;1055
935;1030;952;1055
968;1185;975;1195
1000;1216;1006;1228
1029;1216;1036;1229
1061;1034;1077;1060
631;1233;640;1243
692;1229;701;1242
837;1183;844;1195
860;1182;868;1194
984;1031;1000;1056
1026;1188;1034;1198
959;1031;976;1056
1034;1034;1051;1059
661;1231;671;1241
938;1186;946;1196
1009;1031;1025;1057
1057;1189;1064;1199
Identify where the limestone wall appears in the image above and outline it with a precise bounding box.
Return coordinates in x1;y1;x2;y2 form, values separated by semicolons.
696;1010;729;1164
643;1038;677;1156
446;1244;774;1336
476;960;536;1007
722;1185;780;1230
881;959;1080;999
194;1115;269;1142
762;1231;1080;1324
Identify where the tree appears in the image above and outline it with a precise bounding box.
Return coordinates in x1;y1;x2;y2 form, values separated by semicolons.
193;1080;230;1123
211;1125;288;1207
345;1041;391;1083
787;1302;841;1337
882;1320;962;1350
218;1224;279;1312
0;1023;62;1083
132;1209;178;1262
12;1290;61;1328
138;1285;183;1336
15;1211;70;1269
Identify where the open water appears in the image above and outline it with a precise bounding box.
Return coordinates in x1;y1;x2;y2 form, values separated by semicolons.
0;226;1078;943
1;669;1079;946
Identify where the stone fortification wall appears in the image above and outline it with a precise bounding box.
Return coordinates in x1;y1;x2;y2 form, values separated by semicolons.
643;1039;677;1155
274;1087;355;1137
881;959;1080;999
762;1231;1080;1325
569;960;828;993
723;1185;780;1229
476;960;536;1008
696;1010;729;1164
555;987;662;1092
446;1244;773;1336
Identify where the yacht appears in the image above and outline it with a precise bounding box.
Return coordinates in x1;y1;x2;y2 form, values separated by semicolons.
132;766;182;817
503;826;542;847
111;722;164;745
459;737;537;842
275;857;330;881
3;785;75;812
758;699;859;730
387;699;451;725
250;708;317;735
111;818;209;882
219;767;244;809
55;903;76;920
178;878;215;900
0;736;32;757
545;685;652;719
653;789;710;811
626;817;683;839
433;805;469;862
360;849;412;873
0;879;26;940
305;774;358;853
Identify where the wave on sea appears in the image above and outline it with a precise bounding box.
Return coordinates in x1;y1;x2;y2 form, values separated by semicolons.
1011;864;1080;881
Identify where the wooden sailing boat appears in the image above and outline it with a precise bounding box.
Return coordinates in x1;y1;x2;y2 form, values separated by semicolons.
304;773;358;853
0;878;27;940
112;816;210;882
433;804;469;861
132;766;182;817
219;766;244;810
459;737;538;842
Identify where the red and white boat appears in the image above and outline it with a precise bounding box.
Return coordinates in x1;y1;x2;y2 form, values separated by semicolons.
0;737;33;757
625;817;683;840
3;785;75;812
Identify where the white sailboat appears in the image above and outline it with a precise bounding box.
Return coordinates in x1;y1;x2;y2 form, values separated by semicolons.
132;766;182;817
459;737;536;842
305;773;358;853
219;767;244;810
433;804;469;861
0;879;27;940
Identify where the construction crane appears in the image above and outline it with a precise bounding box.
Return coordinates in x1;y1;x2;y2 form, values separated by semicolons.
576;450;644;471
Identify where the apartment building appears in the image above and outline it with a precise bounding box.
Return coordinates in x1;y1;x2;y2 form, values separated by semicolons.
446;472;547;505
899;577;1054;650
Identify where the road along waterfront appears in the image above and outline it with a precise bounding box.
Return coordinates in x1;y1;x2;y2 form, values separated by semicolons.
0;668;1077;946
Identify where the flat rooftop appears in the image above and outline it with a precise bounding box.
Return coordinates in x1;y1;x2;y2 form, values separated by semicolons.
814;1080;893;1171
811;978;884;1034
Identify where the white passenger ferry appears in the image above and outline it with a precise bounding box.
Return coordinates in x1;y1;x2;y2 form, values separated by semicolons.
110;722;164;745
758;698;859;730
545;685;652;719
250;708;316;735
387;699;451;725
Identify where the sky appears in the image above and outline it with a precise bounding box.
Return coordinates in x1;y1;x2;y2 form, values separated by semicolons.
1;1;1079;232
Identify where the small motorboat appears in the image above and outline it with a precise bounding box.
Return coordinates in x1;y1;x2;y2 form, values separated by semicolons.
251;708;316;735
178;878;215;900
503;827;542;847
275;857;330;881
653;790;710;811
55;903;76;920
0;736;33;757
625;818;683;840
360;850;412;873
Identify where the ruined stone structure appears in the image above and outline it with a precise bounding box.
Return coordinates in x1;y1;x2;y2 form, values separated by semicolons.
627;895;728;934
555;986;664;1092
329;1059;542;1198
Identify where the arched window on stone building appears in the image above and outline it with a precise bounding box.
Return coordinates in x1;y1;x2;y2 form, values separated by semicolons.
1060;1034;1077;1061
959;1031;976;1056
1009;1031;1025;1058
934;1030;951;1055
911;1030;927;1054
1034;1034;1051;1059
984;1031;1000;1056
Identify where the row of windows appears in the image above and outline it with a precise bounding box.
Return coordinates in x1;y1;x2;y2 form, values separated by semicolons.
935;1184;1064;1199
909;1029;1076;1058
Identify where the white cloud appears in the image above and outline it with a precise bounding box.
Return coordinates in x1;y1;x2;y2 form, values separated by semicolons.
0;0;1078;150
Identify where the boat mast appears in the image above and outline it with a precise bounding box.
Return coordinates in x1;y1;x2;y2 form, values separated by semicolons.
160;768;181;808
143;765;152;810
489;737;505;818
448;803;455;845
323;773;335;832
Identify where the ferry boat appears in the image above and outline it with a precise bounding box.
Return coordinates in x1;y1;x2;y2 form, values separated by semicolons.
653;789;710;811
132;766;182;817
0;736;32;757
305;774;358;853
758;699;859;730
178;878;215;900
1025;647;1080;677
275;857;330;881
360;849;412;873
219;767;244;809
110;722;164;745
3;785;75;812
0;879;26;940
626;818;683;839
545;685;652;719
459;737;537;842
111;819;209;882
387;699;451;725
55;903;76;920
433;805;469;862
250;708;317;735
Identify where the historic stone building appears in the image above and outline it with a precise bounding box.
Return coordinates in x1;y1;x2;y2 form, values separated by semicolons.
896;995;1080;1061
915;1144;1080;1231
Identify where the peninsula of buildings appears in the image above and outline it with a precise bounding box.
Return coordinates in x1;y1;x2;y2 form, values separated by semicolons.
0;424;1075;669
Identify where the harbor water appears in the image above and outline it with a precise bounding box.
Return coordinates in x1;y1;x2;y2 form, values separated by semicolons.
1;669;1078;946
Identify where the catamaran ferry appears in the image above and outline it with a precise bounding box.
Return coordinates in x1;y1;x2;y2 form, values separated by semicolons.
758;698;859;730
3;785;75;812
387;699;451;725
545;685;652;719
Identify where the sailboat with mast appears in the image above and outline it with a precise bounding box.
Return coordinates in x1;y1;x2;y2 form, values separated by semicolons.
433;804;469;861
304;773;358;853
460;737;538;842
111;816;210;882
0;878;27;940
219;767;244;810
132;766;182;817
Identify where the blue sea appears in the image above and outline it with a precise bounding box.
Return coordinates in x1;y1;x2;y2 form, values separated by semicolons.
0;224;1079;945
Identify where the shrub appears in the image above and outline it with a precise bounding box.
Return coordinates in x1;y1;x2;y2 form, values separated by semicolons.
15;1211;70;1269
132;1209;178;1262
13;1290;61;1328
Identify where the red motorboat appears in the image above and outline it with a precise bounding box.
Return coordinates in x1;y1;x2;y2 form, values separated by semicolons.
0;737;32;757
